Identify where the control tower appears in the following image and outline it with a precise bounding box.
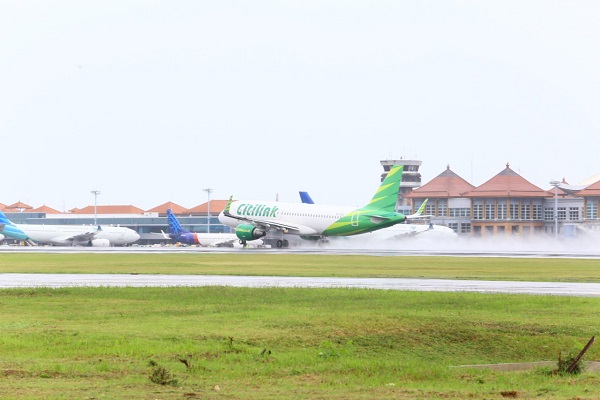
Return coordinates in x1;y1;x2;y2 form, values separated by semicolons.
380;159;422;212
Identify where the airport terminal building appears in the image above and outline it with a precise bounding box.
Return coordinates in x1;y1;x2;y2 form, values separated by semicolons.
2;160;600;245
401;162;599;238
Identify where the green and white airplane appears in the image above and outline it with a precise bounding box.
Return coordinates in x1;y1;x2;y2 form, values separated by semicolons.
218;165;422;248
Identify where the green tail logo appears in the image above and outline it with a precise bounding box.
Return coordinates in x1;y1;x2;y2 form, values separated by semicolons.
322;164;405;236
366;164;404;212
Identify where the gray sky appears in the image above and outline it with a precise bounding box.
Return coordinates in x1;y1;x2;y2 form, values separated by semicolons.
2;1;599;211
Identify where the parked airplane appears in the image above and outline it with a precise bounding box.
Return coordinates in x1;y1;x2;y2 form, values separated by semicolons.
163;209;262;247
297;191;456;239
219;165;420;248
0;210;140;246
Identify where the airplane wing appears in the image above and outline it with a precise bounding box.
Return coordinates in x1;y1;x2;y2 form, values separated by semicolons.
203;236;238;247
215;238;237;247
393;224;432;238
67;226;103;242
226;212;308;235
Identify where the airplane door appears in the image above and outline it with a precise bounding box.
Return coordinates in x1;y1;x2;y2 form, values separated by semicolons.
351;211;360;227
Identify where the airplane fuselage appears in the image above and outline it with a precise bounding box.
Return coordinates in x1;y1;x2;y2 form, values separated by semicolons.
13;224;140;246
219;200;406;237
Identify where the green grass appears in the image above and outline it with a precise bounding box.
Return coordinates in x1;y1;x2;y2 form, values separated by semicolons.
0;253;599;398
0;286;598;399
1;253;600;282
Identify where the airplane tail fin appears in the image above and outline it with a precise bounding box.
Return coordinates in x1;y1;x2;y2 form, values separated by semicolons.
223;196;233;216
415;198;428;216
166;209;188;234
406;198;429;220
365;164;404;212
0;210;16;227
0;210;35;244
299;191;315;204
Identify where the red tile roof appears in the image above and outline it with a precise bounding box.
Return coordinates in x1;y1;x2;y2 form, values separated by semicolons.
575;179;600;197
406;165;475;198
463;164;551;198
188;200;230;214
146;201;189;214
69;205;145;214
5;201;33;210
30;205;62;214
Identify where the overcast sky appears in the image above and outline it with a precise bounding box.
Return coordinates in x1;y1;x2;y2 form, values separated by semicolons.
2;1;599;211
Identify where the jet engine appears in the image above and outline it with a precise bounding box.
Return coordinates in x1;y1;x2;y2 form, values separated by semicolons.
87;238;111;247
235;224;266;241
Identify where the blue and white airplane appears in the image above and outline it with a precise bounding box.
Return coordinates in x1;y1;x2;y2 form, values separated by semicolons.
0;210;140;246
164;209;262;247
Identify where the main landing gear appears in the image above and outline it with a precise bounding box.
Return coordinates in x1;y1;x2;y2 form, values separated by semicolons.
262;238;289;248
238;239;288;248
275;239;289;248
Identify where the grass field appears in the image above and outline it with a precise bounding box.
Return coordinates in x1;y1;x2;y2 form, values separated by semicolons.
1;253;600;282
0;253;599;399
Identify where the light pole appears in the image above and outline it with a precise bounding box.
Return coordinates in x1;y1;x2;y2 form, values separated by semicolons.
90;190;101;225
203;188;213;233
549;181;560;240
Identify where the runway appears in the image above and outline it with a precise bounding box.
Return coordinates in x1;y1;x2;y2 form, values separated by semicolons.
2;241;599;297
2;273;599;297
2;241;600;258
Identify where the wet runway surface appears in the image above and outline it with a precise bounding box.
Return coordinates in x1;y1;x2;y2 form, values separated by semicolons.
2;243;600;259
2;242;599;297
2;273;599;297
